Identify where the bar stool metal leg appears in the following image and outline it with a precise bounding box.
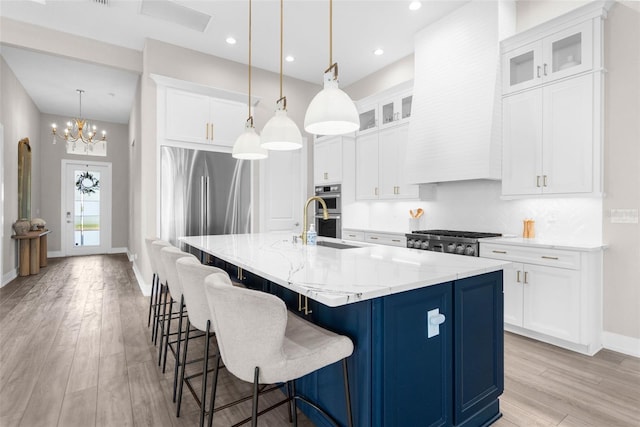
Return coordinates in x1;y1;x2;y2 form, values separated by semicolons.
176;318;191;417
343;359;354;427
251;367;260;427
199;320;211;427
173;295;186;402
147;272;156;327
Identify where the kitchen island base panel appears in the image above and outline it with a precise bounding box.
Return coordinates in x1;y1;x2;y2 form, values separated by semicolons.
211;254;503;427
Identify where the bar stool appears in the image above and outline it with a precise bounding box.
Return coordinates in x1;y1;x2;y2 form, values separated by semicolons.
204;276;355;427
159;246;198;401
146;238;171;343
144;237;159;330
175;257;233;427
151;240;173;350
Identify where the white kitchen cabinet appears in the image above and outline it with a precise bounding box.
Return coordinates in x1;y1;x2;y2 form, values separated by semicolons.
480;241;602;355
342;229;365;242
165;88;246;146
364;231;406;247
379;90;413;129
502;20;593;95
357;100;378;135
378;125;418;199
503;73;595;196
355;132;379;200
314;136;345;185
356;124;419;200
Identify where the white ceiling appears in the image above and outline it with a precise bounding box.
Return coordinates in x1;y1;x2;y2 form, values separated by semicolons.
0;0;468;124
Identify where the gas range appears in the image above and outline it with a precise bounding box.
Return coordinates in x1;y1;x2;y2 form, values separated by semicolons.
405;229;502;256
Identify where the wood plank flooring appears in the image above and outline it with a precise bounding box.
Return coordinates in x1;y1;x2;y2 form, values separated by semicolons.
0;254;638;426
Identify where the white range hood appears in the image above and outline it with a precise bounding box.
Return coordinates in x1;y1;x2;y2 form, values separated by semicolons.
406;0;515;184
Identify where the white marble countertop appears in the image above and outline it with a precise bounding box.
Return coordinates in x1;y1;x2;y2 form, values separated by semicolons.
481;236;608;252
181;233;510;307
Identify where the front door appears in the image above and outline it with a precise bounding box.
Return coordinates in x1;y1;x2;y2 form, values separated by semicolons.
62;160;112;256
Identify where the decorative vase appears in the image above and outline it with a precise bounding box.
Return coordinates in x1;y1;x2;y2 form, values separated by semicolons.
13;219;31;236
31;218;46;230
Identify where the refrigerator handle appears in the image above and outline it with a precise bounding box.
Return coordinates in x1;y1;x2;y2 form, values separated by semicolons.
204;176;209;235
200;176;205;236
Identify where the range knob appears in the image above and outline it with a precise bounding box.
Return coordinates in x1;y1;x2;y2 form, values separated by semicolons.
407;239;415;248
447;243;456;253
464;245;475;256
455;244;465;254
420;241;429;250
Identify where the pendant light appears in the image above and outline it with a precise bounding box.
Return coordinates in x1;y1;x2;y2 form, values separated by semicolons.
304;0;360;135
260;0;303;150
232;0;268;160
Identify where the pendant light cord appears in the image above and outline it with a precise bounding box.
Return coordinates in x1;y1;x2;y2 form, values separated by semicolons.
279;0;283;100
248;0;253;122
329;0;333;67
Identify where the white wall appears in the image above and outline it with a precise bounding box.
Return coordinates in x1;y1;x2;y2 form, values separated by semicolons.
0;54;41;284
344;180;602;241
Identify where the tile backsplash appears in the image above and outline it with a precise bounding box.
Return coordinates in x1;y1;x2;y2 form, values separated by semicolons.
343;180;603;242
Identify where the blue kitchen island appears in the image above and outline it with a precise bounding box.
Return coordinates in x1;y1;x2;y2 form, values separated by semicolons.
181;233;510;427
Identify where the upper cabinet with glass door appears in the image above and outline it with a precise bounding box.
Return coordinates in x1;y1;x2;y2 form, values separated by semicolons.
355;81;413;134
379;90;413;130
502;21;593;94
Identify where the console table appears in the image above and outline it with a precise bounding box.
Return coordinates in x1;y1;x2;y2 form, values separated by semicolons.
11;229;50;276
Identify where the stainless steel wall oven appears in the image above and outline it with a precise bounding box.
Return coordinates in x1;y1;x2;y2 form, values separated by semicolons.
315;184;341;239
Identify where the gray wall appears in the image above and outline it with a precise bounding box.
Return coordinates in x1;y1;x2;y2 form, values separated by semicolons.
39;113;130;253
0;54;41;282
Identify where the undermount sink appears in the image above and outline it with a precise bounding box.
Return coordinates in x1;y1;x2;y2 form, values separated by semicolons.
316;241;360;250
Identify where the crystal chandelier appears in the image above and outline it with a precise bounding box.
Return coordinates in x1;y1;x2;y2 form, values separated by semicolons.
51;89;107;151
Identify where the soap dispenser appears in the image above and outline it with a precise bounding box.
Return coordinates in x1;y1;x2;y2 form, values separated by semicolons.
307;224;317;246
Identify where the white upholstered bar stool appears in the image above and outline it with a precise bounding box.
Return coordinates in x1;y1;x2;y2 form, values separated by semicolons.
160;246;198;401
151;240;174;352
144;237;159;330
147;238;171;343
175;257;233;427
204;277;355;427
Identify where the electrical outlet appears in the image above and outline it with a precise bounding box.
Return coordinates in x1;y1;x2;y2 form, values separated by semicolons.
610;209;639;224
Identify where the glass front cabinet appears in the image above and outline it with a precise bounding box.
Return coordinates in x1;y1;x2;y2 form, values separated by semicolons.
502;21;593;94
379;91;413;129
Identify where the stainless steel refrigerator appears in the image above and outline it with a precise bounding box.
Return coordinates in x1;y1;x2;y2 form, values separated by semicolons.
160;146;251;249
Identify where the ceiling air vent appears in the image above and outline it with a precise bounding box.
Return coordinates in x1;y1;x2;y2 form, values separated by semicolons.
140;0;212;33
93;0;109;5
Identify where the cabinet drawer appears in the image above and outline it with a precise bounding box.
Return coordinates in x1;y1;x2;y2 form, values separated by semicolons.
365;232;406;247
343;229;365;241
480;243;580;270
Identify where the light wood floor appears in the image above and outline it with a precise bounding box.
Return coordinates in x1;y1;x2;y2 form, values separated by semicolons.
0;254;638;427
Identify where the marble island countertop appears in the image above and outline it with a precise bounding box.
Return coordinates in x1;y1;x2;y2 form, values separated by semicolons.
481;236;608;252
181;233;510;307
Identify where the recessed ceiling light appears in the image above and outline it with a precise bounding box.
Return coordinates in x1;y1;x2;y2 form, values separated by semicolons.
409;1;422;11
285;55;295;62
226;36;237;45
373;48;384;56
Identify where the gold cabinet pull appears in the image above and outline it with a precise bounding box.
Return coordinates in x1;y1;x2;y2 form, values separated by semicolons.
536;176;541;187
369;236;379;240
516;270;521;283
324;172;328;180
206;123;209;140
541;256;559;260
492;250;507;254
543;175;548;187
374;187;378;196
524;271;529;284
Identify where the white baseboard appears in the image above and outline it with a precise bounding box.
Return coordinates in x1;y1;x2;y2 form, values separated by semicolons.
109;247;128;254
132;261;151;296
48;251;64;258
1;269;18;288
602;332;640;358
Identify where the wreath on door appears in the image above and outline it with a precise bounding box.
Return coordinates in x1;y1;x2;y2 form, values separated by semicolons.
76;171;100;195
